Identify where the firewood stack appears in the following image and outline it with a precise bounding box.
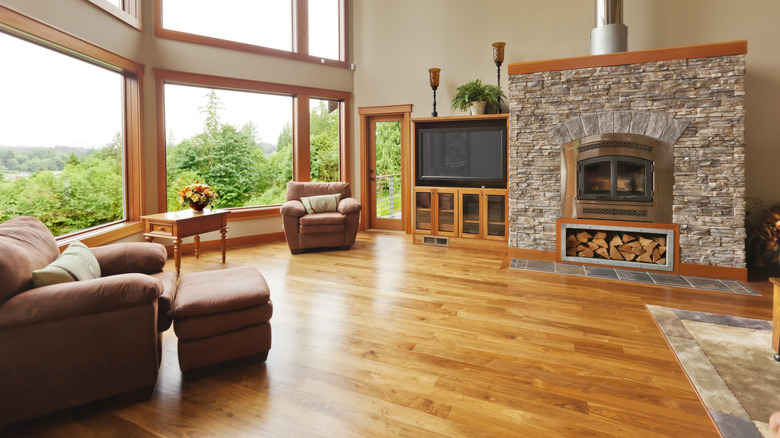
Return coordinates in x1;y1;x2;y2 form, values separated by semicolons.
566;231;667;265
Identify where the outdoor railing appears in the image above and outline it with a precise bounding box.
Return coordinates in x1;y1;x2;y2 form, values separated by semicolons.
376;173;401;219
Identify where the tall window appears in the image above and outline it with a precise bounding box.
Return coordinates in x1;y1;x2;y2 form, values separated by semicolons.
309;99;340;182
164;84;294;210
0;32;126;236
157;0;347;67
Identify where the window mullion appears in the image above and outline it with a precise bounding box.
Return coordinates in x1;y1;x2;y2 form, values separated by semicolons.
294;94;311;181
293;0;309;56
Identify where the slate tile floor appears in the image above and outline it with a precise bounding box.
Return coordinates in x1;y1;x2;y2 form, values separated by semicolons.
509;258;759;296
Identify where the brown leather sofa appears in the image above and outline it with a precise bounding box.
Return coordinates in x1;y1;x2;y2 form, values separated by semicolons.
0;216;177;427
280;181;362;254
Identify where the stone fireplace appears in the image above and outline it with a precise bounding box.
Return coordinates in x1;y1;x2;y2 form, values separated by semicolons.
506;41;747;277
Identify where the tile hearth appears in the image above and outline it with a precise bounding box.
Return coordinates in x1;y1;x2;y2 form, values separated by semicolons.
509;258;758;296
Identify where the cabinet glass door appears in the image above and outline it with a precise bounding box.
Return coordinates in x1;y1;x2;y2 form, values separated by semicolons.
486;194;506;237
415;191;431;231
437;192;456;233
461;193;481;236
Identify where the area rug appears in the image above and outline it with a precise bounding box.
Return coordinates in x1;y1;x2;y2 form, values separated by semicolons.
646;305;780;437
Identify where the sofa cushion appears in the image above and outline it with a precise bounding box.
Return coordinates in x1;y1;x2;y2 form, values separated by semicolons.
0;216;60;302
301;193;341;214
300;224;346;234
173;267;270;318
32;241;101;288
299;212;345;226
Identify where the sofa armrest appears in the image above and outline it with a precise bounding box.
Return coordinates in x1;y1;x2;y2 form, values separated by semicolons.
91;242;167;276
281;200;306;217
0;273;161;330
338;197;363;215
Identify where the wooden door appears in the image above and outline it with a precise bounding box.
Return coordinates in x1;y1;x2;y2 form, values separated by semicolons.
368;116;404;230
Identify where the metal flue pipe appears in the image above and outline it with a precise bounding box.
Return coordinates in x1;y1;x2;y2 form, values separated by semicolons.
590;0;627;55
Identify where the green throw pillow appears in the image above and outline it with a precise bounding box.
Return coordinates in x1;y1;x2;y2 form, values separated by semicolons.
301;193;341;214
32;241;101;288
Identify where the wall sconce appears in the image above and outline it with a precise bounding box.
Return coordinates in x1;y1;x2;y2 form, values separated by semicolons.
492;42;506;87
428;68;440;117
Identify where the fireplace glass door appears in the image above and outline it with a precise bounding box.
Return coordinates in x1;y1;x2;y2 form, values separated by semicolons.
578;156;653;202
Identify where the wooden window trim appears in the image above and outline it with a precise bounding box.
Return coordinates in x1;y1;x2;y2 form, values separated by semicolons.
0;5;147;242
85;0;142;31
153;0;350;69
153;68;351;215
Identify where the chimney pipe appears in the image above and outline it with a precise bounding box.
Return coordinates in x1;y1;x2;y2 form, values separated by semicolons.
590;0;627;55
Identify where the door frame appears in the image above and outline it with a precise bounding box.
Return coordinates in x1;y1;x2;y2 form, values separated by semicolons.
358;104;413;233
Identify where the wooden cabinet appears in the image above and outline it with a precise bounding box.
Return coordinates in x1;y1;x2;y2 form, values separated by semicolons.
414;187;506;241
459;189;507;240
414;187;459;237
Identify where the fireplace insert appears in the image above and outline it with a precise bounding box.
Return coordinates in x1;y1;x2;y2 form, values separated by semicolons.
561;133;673;223
578;155;653;202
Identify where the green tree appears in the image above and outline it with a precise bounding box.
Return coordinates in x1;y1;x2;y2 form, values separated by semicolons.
309;101;340;182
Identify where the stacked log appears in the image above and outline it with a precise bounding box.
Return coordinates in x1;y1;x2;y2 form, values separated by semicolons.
566;230;667;265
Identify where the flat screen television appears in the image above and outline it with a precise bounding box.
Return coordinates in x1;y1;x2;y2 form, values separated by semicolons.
415;120;507;188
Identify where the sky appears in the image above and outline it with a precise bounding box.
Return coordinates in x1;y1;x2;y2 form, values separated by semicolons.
0;0;339;150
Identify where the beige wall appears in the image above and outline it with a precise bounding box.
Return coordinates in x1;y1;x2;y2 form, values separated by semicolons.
352;0;780;206
0;0;355;243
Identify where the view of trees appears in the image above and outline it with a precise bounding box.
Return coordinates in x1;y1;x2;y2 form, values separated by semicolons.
165;91;341;211
375;121;402;216
0;134;123;236
0;91;406;237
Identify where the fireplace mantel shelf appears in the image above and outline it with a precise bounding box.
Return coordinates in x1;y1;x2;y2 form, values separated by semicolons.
508;40;747;75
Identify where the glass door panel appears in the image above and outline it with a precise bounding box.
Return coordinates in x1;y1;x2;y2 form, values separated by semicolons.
461;193;481;236
437;192;456;233
415;191;431;231
486;194;506;237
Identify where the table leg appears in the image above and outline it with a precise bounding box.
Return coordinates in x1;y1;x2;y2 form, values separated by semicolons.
145;236;154;243
220;227;227;263
194;234;200;259
174;238;182;277
773;283;780;360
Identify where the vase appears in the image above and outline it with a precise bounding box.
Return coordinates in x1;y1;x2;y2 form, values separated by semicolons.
469;101;487;115
189;202;207;213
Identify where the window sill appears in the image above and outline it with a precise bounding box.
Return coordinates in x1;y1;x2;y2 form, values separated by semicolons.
224;205;282;220
56;221;145;249
154;28;350;70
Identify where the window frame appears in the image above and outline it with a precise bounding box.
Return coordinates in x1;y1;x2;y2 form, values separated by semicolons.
153;68;351;219
153;0;350;69
86;0;142;30
0;5;146;247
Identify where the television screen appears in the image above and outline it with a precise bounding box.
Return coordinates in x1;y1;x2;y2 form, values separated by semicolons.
416;123;506;188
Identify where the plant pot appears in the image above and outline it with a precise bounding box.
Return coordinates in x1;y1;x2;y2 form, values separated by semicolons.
469;101;487;115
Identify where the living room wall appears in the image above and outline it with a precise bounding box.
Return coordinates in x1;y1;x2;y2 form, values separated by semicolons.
352;0;780;208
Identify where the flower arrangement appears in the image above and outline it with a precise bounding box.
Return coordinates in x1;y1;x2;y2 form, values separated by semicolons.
178;182;218;211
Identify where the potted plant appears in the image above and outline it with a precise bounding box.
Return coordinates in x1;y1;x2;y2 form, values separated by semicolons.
746;198;780;275
450;79;505;115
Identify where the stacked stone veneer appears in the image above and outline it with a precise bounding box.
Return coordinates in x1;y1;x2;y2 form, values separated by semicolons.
508;54;746;268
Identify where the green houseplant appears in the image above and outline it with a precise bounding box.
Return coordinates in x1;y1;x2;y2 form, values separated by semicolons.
450;79;505;115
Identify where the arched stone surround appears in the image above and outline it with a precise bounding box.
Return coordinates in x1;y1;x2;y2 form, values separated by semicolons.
507;51;746;268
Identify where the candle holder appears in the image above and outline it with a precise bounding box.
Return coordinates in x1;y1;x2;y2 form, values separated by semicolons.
428;68;440;117
492;42;506;87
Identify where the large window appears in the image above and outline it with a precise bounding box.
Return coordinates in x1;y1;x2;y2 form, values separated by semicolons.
157;70;350;212
156;0;348;68
164;84;294;210
0;31;133;236
0;6;143;240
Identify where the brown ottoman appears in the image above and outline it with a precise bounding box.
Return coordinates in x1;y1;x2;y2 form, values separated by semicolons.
173;266;272;380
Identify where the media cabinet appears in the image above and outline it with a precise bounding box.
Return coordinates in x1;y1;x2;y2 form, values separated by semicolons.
411;114;509;249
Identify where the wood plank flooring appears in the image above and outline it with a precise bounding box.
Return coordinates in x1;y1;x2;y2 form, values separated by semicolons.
3;231;774;437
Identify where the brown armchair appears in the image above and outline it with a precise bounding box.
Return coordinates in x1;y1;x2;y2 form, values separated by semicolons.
0;216;177;427
281;181;362;254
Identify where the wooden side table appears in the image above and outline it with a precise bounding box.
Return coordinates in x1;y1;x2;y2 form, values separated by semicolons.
142;209;230;277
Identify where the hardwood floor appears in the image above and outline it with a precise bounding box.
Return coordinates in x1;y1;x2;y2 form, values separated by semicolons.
3;231;774;437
